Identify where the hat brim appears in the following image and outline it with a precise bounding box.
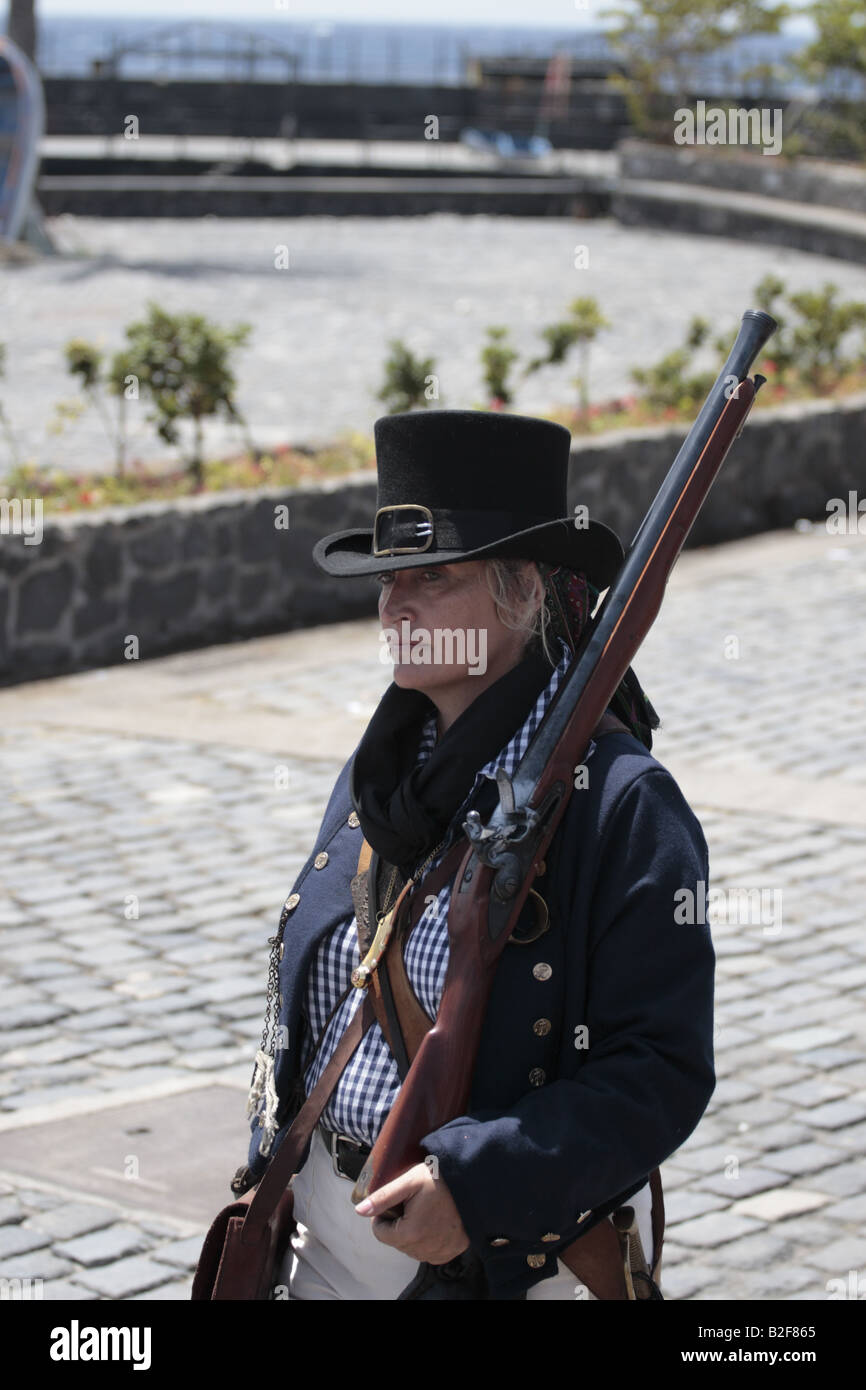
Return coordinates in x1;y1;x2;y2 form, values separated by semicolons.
312;517;624;590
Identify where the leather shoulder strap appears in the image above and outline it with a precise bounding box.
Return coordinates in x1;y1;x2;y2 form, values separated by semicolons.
365;848;412;1075
354;839;467;1074
387;840;467;1062
649;1166;665;1281
242;992;377;1240
357;838;373;877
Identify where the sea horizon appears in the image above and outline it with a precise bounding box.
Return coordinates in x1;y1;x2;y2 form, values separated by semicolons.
1;14;830;95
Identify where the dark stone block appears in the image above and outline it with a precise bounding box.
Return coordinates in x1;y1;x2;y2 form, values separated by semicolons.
302;584;376;627
0;537;31;577
183;614;236;647
180;517;215;562
17;561;75;632
237;567;277;614
128;569;200;636
77;635;130;668
0;585;8;666
838;410;866;488
202;564;233;601
299;481;376;532
798;425;848;501
73;595;121;639
129;522;177;571
9;642;75;679
85;532;122;592
29;524;68;562
78;632;130;668
275;523;320;576
214;519;238;555
237;499;287;564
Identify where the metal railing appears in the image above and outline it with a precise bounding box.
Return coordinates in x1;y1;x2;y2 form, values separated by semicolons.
30;17;860;103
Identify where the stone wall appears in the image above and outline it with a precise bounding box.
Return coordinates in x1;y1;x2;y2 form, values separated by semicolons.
612;178;866;265
568;392;866;552
43;77;627;149
613;139;866;265
37;174;610;220
618;139;866;215
1;393;864;687
43;77;474;143
0;475;377;685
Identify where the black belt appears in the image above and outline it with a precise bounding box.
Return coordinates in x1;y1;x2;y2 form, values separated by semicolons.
318;1123;371;1182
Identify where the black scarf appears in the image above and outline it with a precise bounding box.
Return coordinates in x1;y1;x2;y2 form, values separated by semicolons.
349;646;557;876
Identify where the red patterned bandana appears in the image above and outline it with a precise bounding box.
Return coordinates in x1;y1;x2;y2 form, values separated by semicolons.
536;561;659;750
536;562;594;654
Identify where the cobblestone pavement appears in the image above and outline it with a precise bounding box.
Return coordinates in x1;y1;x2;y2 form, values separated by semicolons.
0;523;864;1300
3;213;866;475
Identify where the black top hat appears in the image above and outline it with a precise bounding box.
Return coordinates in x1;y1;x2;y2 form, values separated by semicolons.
312;409;623;589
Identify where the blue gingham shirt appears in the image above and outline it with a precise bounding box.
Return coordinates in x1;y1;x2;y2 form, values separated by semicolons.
301;639;577;1146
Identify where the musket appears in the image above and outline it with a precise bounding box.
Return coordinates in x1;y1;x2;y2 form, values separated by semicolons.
351;308;777;1204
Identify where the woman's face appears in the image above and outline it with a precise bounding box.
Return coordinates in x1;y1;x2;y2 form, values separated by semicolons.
375;560;534;696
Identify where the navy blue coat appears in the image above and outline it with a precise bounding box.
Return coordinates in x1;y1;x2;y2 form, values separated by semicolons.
244;727;715;1299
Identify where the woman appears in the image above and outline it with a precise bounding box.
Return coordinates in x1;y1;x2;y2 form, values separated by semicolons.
238;409;716;1301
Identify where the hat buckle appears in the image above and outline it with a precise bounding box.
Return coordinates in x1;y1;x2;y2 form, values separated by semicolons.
372;503;435;557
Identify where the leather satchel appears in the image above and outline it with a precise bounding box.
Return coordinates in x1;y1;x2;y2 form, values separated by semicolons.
190;842;462;1301
191;992;377;1300
191;1183;295;1301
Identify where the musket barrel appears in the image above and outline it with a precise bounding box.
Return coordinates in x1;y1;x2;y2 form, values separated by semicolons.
507;308;777;803
629;309;777;554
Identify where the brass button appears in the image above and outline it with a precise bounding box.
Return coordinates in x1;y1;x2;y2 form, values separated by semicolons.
286;893;300;911
526;1254;546;1269
490;1237;510;1247
314;852;329;869
541;1232;560;1243
529;1068;546;1087
537;859;546;875
347;811;360;828
533;1018;551;1036
279;942;285;961
577;1210;592;1223
278;992;283;1009
532;962;552;982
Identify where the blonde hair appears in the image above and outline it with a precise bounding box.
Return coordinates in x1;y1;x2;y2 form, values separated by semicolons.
482;557;560;666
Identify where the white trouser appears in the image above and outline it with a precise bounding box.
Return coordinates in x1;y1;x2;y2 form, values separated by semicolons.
272;1127;658;1301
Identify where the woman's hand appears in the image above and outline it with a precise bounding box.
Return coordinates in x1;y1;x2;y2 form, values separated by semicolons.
354;1161;470;1265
